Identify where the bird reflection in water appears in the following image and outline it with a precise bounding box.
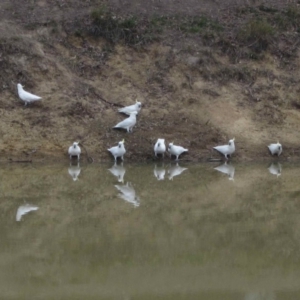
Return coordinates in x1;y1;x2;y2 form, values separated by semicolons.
68;162;81;181
16;204;39;222
214;162;235;181
154;164;166;181
115;182;140;207
108;162;126;183
268;163;282;178
244;291;276;300
168;163;188;180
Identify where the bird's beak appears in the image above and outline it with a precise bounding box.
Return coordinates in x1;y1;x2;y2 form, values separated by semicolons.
233;137;235;141
122;139;125;143
135;99;138;103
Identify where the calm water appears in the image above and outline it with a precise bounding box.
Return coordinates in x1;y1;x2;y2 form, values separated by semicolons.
1;161;300;299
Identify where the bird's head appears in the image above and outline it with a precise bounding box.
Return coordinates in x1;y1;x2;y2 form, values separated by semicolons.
17;83;24;90
135;100;142;109
229;138;235;146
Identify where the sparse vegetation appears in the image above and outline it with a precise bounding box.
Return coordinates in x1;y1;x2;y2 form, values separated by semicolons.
237;19;274;52
179;16;222;33
1;1;300;160
90;6;149;45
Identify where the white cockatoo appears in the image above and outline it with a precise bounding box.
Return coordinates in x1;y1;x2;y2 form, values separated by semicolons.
68;142;81;160
113;112;137;132
268;142;282;156
17;83;42;106
118;100;142;115
168;142;188;160
108;140;126;161
213;138;235;160
154;138;166;158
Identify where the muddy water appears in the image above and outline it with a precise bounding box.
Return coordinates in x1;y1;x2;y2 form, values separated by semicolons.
0;161;300;299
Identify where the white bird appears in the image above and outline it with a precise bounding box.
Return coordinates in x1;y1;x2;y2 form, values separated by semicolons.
154;138;166;158
17;83;42;106
16;204;39;222
108;162;126;182
168;163;188;180
68;163;81;181
268;142;282;156
68;142;81;160
113;111;137;133
154;165;166;180
213;138;235;160
214;162;235;180
108;139;126;161
268;163;282;177
118;100;142;115
168;142;188;160
115;182;140;207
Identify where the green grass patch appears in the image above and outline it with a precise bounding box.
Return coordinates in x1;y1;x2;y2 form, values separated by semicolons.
90;6;144;45
179;16;223;33
237;19;274;52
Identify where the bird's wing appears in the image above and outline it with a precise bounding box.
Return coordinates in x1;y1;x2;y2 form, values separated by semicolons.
213;145;228;153
22;90;42;101
114;117;135;128
118;104;135;113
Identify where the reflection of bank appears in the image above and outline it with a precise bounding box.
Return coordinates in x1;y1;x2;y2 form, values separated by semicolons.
154;164;166;181
115;182;140;207
68;163;81;181
108;162;126;183
214;162;235;181
244;291;276;300
268;163;282;178
16;204;39;222
168;163;188;180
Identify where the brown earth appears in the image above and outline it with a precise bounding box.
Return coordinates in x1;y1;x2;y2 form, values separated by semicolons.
1;0;300;162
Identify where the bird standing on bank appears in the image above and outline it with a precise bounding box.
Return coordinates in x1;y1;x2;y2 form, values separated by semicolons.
17;83;42;106
68;142;81;160
118;100;142;115
213;138;235;160
154;138;166;158
268;142;282;156
113;111;137;133
108;139;126;161
168;142;188;160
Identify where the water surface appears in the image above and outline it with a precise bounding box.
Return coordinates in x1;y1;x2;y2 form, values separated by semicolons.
0;161;300;299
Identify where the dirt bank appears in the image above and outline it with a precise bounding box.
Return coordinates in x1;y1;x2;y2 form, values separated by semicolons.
0;0;300;162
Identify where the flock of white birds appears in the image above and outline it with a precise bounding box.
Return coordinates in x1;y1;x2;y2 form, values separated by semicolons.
17;83;283;161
